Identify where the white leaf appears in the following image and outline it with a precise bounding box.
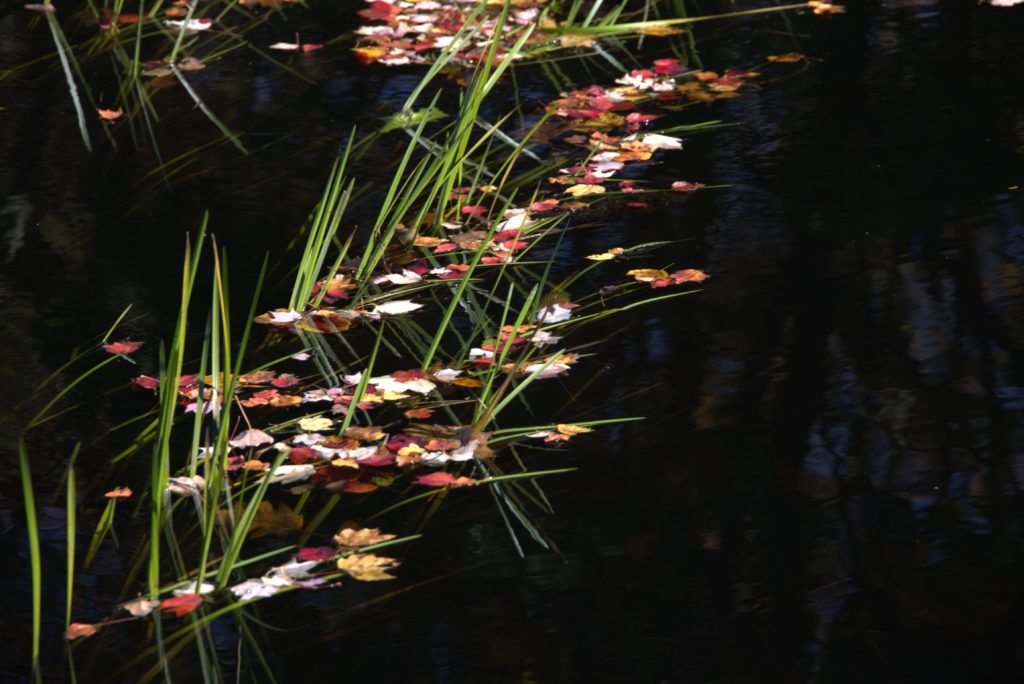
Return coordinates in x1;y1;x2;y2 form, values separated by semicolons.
173;581;215;596
524;362;572;379
372;300;423;316
230;579;280;601
535;304;574;323
370;374;436;394
229;429;274;448
269;42;300;51
121;598;161;617
432;368;463;382
267;464;315;485
167;475;205;497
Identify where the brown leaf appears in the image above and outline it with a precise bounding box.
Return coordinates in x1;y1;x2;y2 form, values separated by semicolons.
333;526;396;548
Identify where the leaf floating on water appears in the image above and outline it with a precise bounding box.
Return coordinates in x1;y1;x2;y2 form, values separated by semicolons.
370;300;424;316
586;247;625;261
267;464;316;486
167;475;205;497
98;108;123;122
671;181;706;192
336;553;400;581
806;1;846;15
104;486;133;499
120;597;161;617
164;17;212;32
767;53;807;63
414;471;478;488
334;526;396;548
626;268;670;282
564;184;606;197
229;428;274;448
297;416;333;432
159;594;203;618
67;623;99;640
103;340;143;355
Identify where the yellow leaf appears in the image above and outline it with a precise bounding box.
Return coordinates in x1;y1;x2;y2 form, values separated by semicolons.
298;416;333;432
585;247;625;261
626;268;669;282
336;553;400;581
331;458;359;469
636;25;685;37
559;33;595;48
334;527;397;548
565;184;606;197
556;424;594;436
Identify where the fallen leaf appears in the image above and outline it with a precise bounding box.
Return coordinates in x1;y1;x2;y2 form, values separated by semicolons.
336;553;399;581
334;527;396;548
767;52;807;63
67;623;98;639
297;416;333;432
415;471;478;488
98;108;123;121
565;184;606;197
556;424;594;436
229;429;274;449
160;594;203;618
120;597;161;617
104;487;133;499
103;340;143;355
627;268;670;282
371;300;423;316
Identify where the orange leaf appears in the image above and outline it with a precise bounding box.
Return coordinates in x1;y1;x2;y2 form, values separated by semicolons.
67;623;99;640
159;594;202;618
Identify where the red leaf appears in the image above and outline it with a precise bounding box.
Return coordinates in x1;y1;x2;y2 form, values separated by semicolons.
433;243;457;254
131;375;160;391
404;408;434;419
159;594;202;618
104;340;143;355
297;546;335;562
460;205;487;216
288;447;317;465
357;2;400;21
271;373;300;388
414;472;478;488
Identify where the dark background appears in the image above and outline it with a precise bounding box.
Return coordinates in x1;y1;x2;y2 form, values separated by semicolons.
2;0;1024;681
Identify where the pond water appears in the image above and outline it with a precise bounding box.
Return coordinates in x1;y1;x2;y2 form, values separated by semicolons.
2;1;1024;682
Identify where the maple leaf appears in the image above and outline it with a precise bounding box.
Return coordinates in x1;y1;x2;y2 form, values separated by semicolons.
103;340;143;355
160;594;203;617
334;526;396;548
337;553;400;581
415;471;478;488
229;429;274;448
130;374;160;391
297;416;333;432
564;184;606;197
357;1;400;21
120;597;160;617
67;623;99;639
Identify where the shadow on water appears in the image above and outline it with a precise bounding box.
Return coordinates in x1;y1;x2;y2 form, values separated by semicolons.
2;0;1024;681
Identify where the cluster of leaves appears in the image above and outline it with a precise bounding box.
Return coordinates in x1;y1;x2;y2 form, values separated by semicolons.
67;525;401;640
352;0;553;66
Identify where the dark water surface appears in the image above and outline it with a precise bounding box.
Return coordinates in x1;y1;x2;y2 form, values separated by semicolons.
3;1;1024;682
